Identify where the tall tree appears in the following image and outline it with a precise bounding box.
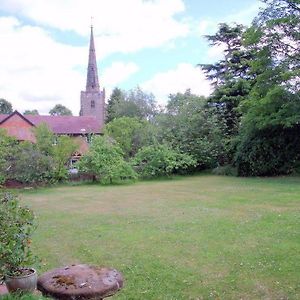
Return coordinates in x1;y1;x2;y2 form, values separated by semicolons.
0;99;13;114
105;117;156;158
199;23;256;137
106;87;126;123
235;0;300;176
49;104;72;116
155;90;225;169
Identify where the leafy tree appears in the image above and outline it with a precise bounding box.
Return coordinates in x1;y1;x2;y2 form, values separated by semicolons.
105;117;156;158
0;99;13;114
107;87;157;121
132;144;196;178
155;91;226;168
78;136;137;184
106;87;126;123
49;104;72;116
23;109;39;115
234;0;300;176
200;23;256;137
52;136;78;181
34;123;55;156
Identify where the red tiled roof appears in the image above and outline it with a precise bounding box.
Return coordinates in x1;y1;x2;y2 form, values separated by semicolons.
26;115;102;134
0;114;8;122
0;112;102;135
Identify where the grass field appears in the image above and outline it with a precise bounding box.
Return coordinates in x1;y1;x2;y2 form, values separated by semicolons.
18;174;300;299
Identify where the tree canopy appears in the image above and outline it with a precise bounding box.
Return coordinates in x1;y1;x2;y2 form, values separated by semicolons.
49;104;73;116
0;99;13;114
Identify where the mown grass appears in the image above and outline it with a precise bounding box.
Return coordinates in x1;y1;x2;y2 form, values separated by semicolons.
17;174;300;299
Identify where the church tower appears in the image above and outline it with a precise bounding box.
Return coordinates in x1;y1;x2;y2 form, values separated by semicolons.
80;25;105;128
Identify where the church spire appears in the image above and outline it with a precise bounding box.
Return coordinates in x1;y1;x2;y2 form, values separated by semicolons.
86;25;99;91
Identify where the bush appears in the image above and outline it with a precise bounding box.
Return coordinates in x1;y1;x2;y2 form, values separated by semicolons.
132;144;197;178
235;125;300;176
0;130;18;185
8;142;54;184
78;136;137;184
0;192;37;278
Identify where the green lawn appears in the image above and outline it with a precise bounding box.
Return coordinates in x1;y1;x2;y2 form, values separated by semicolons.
18;175;300;299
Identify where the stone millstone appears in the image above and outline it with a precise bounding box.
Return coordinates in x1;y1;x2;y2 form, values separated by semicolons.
37;264;123;299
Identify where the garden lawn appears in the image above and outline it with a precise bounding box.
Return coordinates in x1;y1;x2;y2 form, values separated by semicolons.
19;175;300;299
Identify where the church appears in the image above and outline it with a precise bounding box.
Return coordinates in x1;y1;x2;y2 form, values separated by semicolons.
0;26;105;155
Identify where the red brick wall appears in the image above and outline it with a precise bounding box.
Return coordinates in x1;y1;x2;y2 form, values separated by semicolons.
0;114;36;142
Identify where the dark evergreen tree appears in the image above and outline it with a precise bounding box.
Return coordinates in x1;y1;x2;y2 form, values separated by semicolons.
105;87;125;123
0;99;13;114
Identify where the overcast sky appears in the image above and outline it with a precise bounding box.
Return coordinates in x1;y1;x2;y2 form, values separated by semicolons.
0;0;262;115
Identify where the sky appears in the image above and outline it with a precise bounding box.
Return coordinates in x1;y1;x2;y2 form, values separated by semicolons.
0;0;262;115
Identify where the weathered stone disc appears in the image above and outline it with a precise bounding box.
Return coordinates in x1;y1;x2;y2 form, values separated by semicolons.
37;264;123;299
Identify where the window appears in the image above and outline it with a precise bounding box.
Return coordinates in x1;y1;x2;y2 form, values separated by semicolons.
91;100;95;108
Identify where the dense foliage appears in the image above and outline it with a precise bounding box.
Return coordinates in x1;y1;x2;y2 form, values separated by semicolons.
132;144;196;178
0;98;13;114
49;104;72;116
0;124;78;185
0;192;37;277
1;0;299;182
78;136;137;184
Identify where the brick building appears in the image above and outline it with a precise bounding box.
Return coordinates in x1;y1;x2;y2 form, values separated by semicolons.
0;25;105;157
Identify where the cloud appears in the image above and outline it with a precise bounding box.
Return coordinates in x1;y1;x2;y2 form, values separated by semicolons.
197;2;261;61
1;0;189;57
0;16;86;114
141;63;212;104
0;1;191;114
102;62;139;87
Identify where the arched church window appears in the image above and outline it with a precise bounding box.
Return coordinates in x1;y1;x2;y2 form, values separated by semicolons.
91;100;95;108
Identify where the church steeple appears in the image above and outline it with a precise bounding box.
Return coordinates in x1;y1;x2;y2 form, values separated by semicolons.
80;24;105;129
86;25;99;91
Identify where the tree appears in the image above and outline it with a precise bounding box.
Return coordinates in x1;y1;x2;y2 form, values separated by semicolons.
49;104;72;116
78;136;137;184
23;109;39;115
52;136;78;181
234;0;300;176
106;87;126;123
106;87;157;121
199;23;256;137
0;99;13;114
251;0;300;92
105;117;156;158
155;91;226;169
34;123;55;156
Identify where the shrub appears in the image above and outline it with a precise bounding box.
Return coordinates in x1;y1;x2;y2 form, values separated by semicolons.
8;142;54;184
235;125;300;176
0;192;38;278
78;136;137;184
132;144;197;178
0;130;18;185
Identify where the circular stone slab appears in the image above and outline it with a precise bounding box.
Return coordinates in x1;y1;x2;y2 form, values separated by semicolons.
37;264;123;299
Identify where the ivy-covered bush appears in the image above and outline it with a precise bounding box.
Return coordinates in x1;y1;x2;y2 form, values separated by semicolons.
132;144;197;178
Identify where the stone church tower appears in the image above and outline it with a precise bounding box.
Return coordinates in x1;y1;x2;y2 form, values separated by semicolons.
80;26;105;128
